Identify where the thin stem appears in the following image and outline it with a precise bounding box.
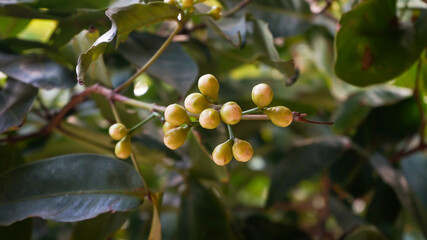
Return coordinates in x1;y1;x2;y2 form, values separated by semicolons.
227;124;235;139
224;0;253;17
128;113;156;134
413;59;425;146
242;107;262;115
114;21;184;93
109;100;122;123
130;152;148;191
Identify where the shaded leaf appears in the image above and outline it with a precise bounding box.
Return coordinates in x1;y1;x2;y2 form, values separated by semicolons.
329;196;365;232
0;53;75;89
76;2;179;84
343;225;387;240
0;16;30;39
0;79;37;134
119;32;198;96
206;15;246;48
148;193;162;240
251;17;298;86
0;154;145;226
178;177;235;240
267;136;350;207
0;219;32;240
72;212;129;240
335;0;427;86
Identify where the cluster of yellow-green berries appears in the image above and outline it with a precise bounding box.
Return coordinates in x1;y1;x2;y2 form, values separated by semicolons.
164;0;223;20
108;123;131;159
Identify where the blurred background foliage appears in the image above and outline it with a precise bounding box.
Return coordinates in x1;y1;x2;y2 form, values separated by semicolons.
0;0;427;239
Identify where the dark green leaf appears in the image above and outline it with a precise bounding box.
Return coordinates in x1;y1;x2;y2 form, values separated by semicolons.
178;177;235;240
267;136;350;207
0;154;145;226
0;16;30;39
0;219;32;240
333;86;412;134
0;144;26;174
334;0;427;86
343;225;387;240
329;196;366;232
251;17;298;86
119;33;198;96
72;212;129;240
206;15;246;48
76;2;179;84
0;79;37;134
0;53;75;89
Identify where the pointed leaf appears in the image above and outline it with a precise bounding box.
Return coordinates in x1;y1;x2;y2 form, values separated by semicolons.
0;79;37;134
0;154;145;226
76;2;179;84
72;212;129;240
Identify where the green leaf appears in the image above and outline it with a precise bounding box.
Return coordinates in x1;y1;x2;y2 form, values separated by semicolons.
334;0;427;86
0;16;30;39
251;17;298;86
72;212;129;240
0;79;37;134
76;2;179;85
0;219;32;240
0;154;145;226
0;53;75;89
343;225;387;240
205;15;246;48
333;86;412;134
178;177;235;240
225;0;311;37
267;136;350;207
119;33;198;96
329;196;366;232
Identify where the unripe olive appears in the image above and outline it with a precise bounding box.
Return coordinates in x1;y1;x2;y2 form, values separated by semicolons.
184;93;210;114
165;104;190;126
198;74;219;102
163;122;175;133
209;5;222;20
109;123;128;140
220;101;242;125
199;108;221;129
232;138;253;162
115;137;132;159
163;125;190;150
252;83;273;108
181;0;193;9
212;139;233;166
264;106;293;127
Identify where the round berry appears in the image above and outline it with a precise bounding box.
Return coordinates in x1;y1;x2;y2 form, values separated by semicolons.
220;101;242;125
184;93;210;114
163;122;175;133
232;138;253;162
181;0;193;9
115;137;132;159
198;74;219;102
109;123;128;140
165;104;190;126
163;125;190;150
209;5;222;20
199;108;221;129
252;83;273;108
264;106;293;127
212;139;233;166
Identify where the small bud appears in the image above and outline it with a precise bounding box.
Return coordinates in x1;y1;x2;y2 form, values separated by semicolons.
264;106;293;127
232;138;253;162
212;139;233;166
165;104;190;126
184;93;210;114
252;83;273;108
199;108;221;129
198;74;219;102
209;5;222;20
164;125;190;150
115;137;132;159
109;123;128;140
220;101;242;125
163;122;175;133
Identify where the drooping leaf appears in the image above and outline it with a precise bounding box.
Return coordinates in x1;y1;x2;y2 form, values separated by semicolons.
177;177;235;240
76;2;179;85
251;17;298;86
267;136;350;207
343;225;387;240
0;154;145;226
0;79;37;134
148;192;162;240
332;86;412;134
72;212;129;240
119;32;198;96
205;15;246;48
334;0;427;86
0;53;75;89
